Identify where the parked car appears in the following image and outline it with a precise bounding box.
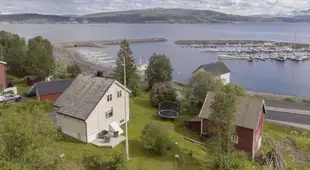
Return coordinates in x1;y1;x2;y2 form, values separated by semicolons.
24;86;36;97
0;94;22;103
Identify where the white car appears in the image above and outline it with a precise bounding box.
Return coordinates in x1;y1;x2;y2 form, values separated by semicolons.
0;94;22;103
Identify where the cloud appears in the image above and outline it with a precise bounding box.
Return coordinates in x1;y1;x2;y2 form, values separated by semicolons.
0;0;309;15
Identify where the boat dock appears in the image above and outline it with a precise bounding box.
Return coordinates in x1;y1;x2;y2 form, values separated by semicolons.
218;53;310;62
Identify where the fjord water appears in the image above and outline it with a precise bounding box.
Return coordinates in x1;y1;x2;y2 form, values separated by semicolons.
1;23;310;96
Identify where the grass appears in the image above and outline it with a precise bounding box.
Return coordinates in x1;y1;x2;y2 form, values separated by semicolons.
261;123;310;169
58;92;210;170
16;83;30;95
57;92;310;169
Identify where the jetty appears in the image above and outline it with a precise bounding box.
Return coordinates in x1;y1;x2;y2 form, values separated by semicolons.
54;37;168;48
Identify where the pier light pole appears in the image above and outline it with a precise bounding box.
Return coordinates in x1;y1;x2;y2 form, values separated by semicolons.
123;55;130;161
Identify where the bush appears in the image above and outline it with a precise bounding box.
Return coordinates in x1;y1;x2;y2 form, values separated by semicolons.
140;122;174;156
149;82;177;107
108;151;127;170
284;97;296;103
6;75;25;84
83;153;107;170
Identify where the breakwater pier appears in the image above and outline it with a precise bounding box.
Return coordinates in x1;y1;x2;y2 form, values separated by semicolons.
54;37;168;48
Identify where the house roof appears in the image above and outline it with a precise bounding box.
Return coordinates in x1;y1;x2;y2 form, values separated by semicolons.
53;74;116;121
0;61;7;65
35;78;74;96
193;62;230;76
198;91;266;130
27;75;41;81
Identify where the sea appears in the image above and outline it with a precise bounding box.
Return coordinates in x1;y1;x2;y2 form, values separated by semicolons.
1;23;310;97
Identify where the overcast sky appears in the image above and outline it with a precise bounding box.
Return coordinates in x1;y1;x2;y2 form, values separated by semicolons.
1;0;310;16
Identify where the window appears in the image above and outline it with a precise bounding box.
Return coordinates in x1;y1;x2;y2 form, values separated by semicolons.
231;135;239;144
106;107;113;119
117;91;122;98
107;94;112;102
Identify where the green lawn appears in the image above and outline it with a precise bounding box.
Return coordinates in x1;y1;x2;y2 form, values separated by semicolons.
16;83;30;95
58;92;211;170
57;92;310;170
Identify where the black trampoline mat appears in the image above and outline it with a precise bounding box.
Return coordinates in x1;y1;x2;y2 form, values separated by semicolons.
159;110;178;117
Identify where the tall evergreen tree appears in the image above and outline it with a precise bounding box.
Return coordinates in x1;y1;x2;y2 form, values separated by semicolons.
145;53;173;90
113;40;140;96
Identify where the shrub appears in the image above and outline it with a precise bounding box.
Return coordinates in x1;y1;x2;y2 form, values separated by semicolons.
149;82;177;107
140;122;174;156
108;151;127;170
6;75;25;84
284;97;296;103
83;153;106;170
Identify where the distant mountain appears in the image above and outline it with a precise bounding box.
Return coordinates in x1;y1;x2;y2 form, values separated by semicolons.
0;8;279;24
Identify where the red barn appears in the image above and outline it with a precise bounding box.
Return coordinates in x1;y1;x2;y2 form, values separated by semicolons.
26;75;42;86
35;78;74;101
0;61;7;91
198;91;266;159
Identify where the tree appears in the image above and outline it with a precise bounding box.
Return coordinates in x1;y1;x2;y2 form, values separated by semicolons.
0;100;61;169
186;71;223;113
208;85;244;169
25;36;55;79
66;64;82;78
0;31;28;77
113;40;140;96
145;53;173;89
149;82;177;107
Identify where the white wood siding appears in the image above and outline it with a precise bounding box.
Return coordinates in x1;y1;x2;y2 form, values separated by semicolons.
219;73;230;85
58;113;87;142
86;82;130;143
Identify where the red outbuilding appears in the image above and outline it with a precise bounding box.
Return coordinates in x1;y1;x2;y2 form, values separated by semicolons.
195;91;266;159
0;61;7;91
35;78;74;101
26;75;42;86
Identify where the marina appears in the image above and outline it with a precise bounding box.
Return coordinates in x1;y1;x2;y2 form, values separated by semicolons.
177;39;310;63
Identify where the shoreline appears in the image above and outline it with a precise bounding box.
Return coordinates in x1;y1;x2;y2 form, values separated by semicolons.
53;37;168;48
53;47;113;76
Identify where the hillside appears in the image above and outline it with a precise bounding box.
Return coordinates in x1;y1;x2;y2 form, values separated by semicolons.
0;8;279;24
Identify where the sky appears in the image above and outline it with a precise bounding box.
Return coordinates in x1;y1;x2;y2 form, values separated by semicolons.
1;0;310;16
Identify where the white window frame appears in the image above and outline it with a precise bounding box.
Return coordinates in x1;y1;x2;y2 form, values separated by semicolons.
117;91;122;98
231;135;239;144
105;107;113;119
107;94;112;102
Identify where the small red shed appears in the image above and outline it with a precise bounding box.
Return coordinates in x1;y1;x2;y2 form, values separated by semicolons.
35;78;74;101
26;75;42;86
0;61;7;90
198;91;266;159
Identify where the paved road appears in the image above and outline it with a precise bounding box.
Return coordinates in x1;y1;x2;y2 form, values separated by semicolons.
267;110;310;125
265;99;310;111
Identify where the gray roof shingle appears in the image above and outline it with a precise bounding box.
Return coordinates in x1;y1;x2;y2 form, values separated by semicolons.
198;91;266;130
35;79;74;95
54;74;115;120
193;62;230;76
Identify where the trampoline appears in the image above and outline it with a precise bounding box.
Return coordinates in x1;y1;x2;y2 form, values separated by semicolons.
158;101;180;119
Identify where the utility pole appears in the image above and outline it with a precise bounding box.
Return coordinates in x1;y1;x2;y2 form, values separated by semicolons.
123;54;130;160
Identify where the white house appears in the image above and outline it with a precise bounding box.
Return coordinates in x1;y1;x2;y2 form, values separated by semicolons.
192;61;231;85
53;74;131;146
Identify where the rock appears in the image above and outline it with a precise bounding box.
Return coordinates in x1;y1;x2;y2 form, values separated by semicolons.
174;154;180;159
60;153;65;158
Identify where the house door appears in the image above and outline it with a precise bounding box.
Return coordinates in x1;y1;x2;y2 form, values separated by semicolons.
78;133;81;140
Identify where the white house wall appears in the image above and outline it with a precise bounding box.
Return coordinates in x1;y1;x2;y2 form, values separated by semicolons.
58;113;87;142
219;73;230;85
86;82;130;143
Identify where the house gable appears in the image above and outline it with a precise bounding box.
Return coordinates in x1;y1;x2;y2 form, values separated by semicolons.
85;81;130;142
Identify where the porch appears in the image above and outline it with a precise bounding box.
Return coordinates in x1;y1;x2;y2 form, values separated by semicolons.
90;135;126;148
